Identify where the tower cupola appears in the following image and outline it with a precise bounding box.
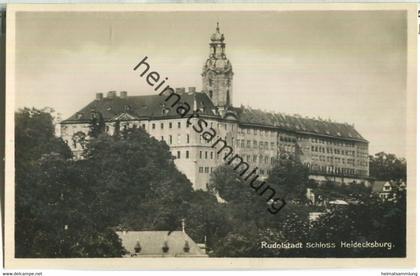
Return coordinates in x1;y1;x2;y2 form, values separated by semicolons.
202;23;233;108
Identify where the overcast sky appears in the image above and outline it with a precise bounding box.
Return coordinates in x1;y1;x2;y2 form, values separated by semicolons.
15;10;407;157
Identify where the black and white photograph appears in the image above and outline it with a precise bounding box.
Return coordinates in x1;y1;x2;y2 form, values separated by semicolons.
3;3;417;269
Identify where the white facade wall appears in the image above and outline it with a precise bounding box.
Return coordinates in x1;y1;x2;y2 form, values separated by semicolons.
61;117;369;190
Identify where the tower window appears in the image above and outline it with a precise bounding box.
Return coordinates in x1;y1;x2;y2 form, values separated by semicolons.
209;79;212;86
209;90;213;99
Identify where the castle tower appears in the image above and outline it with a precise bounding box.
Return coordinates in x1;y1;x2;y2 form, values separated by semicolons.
202;23;233;108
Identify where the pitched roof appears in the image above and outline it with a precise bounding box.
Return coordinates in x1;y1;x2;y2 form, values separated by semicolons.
234;106;367;142
115;230;207;257
62;92;217;123
62;91;367;142
371;180;401;193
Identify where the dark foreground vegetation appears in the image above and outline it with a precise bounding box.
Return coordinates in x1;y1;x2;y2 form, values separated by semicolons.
15;108;406;258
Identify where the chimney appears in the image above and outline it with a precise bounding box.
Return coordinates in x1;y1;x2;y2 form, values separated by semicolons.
120;91;128;99
96;93;103;100
107;91;116;99
188;87;196;93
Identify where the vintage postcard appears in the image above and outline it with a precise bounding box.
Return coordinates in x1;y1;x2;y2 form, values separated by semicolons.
4;3;417;269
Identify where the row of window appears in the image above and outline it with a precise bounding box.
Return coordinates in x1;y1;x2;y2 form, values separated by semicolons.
309;165;357;176
311;146;356;156
198;150;276;165
84;121;365;152
200;151;214;160
310;138;356;148
238;128;276;137
174;150;190;159
174;148;277;165
199;167;214;174
199;166;270;176
236;139;276;150
278;146;296;154
152;121;187;130
280;136;297;143
161;134;190;145
312;155;356;165
306;163;368;177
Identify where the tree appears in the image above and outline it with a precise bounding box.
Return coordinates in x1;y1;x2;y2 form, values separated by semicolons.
82;126;236;254
15;107;124;257
180;191;231;254
208;163;311;257
88;112;106;138
308;191;406;257
15;107;72;164
266;155;310;201
15;107;72;257
369;152;406;181
82;127;198;230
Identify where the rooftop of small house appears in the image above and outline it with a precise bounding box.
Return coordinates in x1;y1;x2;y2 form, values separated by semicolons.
115;230;208;257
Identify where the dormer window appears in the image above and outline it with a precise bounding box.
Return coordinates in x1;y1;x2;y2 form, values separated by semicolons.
77;113;83;119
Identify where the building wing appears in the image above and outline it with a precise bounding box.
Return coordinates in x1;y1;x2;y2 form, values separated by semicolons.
235;106;367;142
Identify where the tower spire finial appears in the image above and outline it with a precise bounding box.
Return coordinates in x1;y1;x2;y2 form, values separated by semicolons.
216;22;220;32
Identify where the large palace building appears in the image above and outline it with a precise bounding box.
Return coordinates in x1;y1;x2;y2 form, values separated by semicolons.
60;24;370;190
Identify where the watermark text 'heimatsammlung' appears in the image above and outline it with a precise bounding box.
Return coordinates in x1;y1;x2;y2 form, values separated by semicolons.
133;56;286;214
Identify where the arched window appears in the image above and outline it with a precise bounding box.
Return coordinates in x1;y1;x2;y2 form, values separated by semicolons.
209;90;213;99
